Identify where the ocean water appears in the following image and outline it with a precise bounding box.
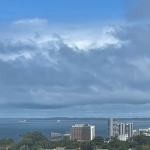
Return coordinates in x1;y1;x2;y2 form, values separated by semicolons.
0;118;150;141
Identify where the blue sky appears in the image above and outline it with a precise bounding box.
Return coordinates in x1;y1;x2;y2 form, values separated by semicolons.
0;0;150;118
0;0;124;22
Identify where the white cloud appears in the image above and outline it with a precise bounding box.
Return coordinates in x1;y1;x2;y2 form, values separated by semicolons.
12;18;48;25
0;19;124;53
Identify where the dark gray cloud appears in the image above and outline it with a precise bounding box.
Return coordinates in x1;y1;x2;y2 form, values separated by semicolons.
0;102;70;109
126;0;150;20
0;24;150;111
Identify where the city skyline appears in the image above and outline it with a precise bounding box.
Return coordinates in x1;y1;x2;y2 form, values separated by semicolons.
0;0;150;118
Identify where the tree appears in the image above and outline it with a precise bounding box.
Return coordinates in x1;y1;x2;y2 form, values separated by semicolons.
101;143;109;149
133;135;150;145
92;136;104;146
21;138;33;149
141;145;150;150
22;132;48;144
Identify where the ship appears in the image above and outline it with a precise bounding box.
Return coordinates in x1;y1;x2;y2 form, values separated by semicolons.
18;120;26;123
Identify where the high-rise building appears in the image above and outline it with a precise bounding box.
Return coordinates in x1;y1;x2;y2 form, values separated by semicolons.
71;124;95;141
119;123;125;135
125;123;133;138
108;118;133;141
108;118;119;137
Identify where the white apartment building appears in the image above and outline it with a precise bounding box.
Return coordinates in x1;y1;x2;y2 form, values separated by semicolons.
108;118;133;141
108;118;119;137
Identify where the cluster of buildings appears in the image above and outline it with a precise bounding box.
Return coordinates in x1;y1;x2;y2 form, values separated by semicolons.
108;118;133;141
51;118;146;142
133;127;150;137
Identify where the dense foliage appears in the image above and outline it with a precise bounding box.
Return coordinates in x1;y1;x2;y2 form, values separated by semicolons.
0;132;150;150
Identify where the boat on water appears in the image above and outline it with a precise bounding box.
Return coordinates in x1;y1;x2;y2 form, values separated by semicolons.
56;120;60;123
18;120;26;123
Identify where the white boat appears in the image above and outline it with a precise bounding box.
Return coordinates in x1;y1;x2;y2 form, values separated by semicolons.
56;120;60;123
18;120;26;123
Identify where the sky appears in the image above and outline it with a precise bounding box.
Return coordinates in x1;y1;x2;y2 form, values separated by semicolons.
0;0;150;118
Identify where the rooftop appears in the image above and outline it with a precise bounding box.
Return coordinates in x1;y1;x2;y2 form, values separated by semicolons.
72;124;94;127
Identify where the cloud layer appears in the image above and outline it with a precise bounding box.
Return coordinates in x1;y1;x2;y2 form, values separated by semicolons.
126;0;150;20
0;0;150;117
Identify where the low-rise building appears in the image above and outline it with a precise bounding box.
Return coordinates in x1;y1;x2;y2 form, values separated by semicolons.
50;132;71;141
118;134;128;141
138;128;150;136
133;130;140;136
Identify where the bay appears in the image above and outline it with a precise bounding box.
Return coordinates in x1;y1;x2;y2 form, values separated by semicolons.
0;118;150;141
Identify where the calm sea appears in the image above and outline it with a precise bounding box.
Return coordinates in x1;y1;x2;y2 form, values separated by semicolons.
0;118;150;141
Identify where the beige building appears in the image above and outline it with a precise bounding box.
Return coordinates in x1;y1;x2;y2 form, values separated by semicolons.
71;124;95;141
